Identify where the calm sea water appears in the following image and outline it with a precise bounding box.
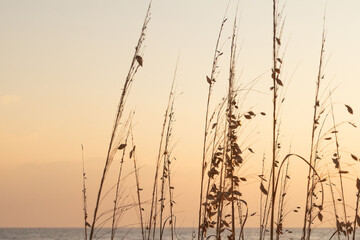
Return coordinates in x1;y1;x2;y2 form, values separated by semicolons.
0;228;357;239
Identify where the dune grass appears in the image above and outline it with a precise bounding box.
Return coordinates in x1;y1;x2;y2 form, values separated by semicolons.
81;1;360;240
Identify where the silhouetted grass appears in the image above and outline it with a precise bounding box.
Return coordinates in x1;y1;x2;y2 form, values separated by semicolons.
83;1;360;240
302;16;327;240
147;61;177;240
88;2;151;240
81;144;89;240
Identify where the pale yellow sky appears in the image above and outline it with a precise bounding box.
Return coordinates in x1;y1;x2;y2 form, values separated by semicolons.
1;0;360;229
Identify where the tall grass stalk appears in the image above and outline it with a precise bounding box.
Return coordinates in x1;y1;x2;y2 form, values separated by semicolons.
302;20;326;240
81;144;88;240
88;3;151;240
259;154;266;240
330;95;349;239
198;8;228;239
238;200;248;240
159;95;176;240
111;124;131;240
328;168;341;240
276;156;290;240
130;127;145;240
166;155;175;240
270;0;281;238
201;99;227;238
147;60;177;240
216;123;228;239
227;10;240;239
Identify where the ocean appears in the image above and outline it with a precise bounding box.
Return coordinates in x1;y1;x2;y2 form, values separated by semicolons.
0;228;357;239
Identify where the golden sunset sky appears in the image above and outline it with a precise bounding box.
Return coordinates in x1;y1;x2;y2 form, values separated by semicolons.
1;0;360;228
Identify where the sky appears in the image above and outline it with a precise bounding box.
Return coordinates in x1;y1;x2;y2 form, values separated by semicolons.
1;0;360;229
